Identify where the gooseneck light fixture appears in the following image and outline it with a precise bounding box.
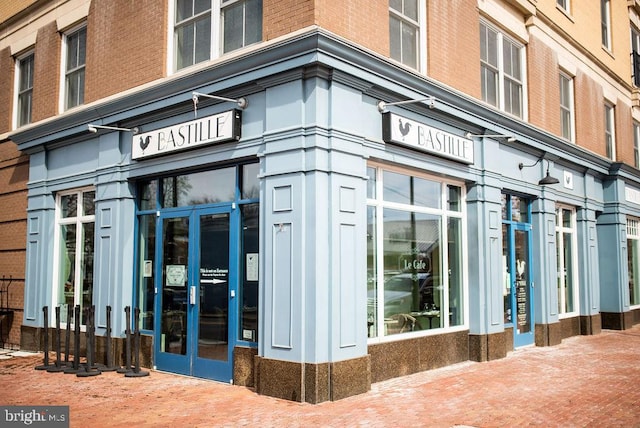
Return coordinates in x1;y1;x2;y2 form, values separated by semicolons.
518;158;560;186
465;132;517;143
192;92;248;118
88;124;139;134
377;96;436;113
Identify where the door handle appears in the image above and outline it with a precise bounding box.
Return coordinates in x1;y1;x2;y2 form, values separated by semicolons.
190;286;196;305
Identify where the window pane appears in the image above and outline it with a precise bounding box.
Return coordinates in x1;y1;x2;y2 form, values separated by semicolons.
240;203;259;341
80;222;95;324
481;66;498;107
401;22;417;68
175;24;195;69
176;0;193;22
390;0;402;13
403;0;418;20
137;214;156;330
163;167;235;207
195;17;212;63
223;2;244;53
83;191;95;216
58;224;77;311
367;167;376;199
389;16;401;62
383;208;441;334
245;0;262;45
448;217;463;326
562;232;574;312
61;194;78;218
447;185;461;212
242;163;259;199
383;171;440;208
367;206;377;338
139;180;158;211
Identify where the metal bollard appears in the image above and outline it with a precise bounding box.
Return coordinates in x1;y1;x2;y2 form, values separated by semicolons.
77;306;101;377
64;305;72;365
117;306;133;374
35;306;50;370
64;306;82;374
101;305;117;371
125;307;149;377
47;306;66;372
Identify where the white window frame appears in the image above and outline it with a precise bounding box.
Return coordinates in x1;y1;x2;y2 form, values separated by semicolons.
168;0;262;73
631;26;640;87
604;102;615;160
627;217;640;307
556;0;570;14
559;71;575;142
366;162;468;342
480;20;526;119
13;50;35;129
555;205;579;318
601;0;611;50
388;0;426;73
52;187;96;326
60;23;87;112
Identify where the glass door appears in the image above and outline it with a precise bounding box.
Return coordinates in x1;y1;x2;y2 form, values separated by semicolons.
503;223;534;347
155;206;236;382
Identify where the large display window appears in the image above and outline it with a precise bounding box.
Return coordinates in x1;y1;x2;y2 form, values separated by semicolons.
366;164;466;338
627;218;640;307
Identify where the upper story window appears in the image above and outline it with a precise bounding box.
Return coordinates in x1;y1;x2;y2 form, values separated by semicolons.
559;72;574;142
480;21;524;118
173;0;262;71
632;27;640;87
63;25;86;110
604;102;615;160
634;121;640;168
389;0;420;70
15;51;34;128
600;0;611;50
556;0;570;14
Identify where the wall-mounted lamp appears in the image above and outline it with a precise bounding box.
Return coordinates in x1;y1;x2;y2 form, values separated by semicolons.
88;124;139;134
192;92;248;118
518;158;560;185
465;132;516;143
377;96;436;113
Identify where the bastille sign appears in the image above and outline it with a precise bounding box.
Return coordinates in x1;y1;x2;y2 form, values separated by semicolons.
132;110;241;160
382;112;474;164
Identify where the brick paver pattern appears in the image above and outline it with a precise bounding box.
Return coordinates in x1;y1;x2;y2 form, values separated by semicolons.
1;324;639;427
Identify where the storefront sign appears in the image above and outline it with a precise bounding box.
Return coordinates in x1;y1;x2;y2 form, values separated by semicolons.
382;112;474;164
132;110;241;160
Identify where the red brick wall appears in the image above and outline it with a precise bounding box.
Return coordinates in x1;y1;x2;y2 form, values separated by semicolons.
574;70;604;157
32;21;60;122
0;48;14;135
427;0;480;99
615;101;634;165
527;35;561;137
85;0;167;103
0;140;28;348
263;0;315;41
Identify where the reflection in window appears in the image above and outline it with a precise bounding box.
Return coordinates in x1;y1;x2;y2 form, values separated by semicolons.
56;188;95;325
367;165;465;338
556;206;577;314
162;167;235;207
137;214;156;330
627;218;640;307
240;203;259;341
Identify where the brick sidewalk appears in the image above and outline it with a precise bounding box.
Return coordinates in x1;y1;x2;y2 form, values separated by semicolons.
1;325;639;427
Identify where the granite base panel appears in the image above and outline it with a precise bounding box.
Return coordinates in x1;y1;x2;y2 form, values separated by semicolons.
632;308;640;325
601;311;634;330
368;330;469;384
255;355;371;404
580;313;602;335
468;331;507;362
234;346;258;387
535;322;563;347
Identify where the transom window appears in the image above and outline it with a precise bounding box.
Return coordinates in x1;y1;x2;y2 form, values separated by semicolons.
389;0;420;70
556;206;578;315
63;25;86;110
480;21;524;118
627;218;640;307
15;51;34;128
55;188;96;325
366;164;466;339
173;0;263;71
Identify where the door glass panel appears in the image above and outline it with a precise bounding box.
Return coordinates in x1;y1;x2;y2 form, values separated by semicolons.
240;204;259;342
161;217;189;355
514;229;530;334
198;213;229;361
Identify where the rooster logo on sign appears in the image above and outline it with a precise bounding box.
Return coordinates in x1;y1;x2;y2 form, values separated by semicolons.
398;118;411;141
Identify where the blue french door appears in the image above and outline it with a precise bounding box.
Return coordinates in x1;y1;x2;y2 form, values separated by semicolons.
503;222;534;347
154;206;237;382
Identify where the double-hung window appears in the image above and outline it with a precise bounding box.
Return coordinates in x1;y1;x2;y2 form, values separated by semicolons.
634;121;640;168
555;206;578;315
604;102;615;160
55;189;96;325
63;25;86;110
389;0;420;70
15;51;34;128
559;72;574;142
632;27;640;87
601;0;611;50
627;218;640;307
366;164;466;339
173;0;262;71
480;21;524;118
